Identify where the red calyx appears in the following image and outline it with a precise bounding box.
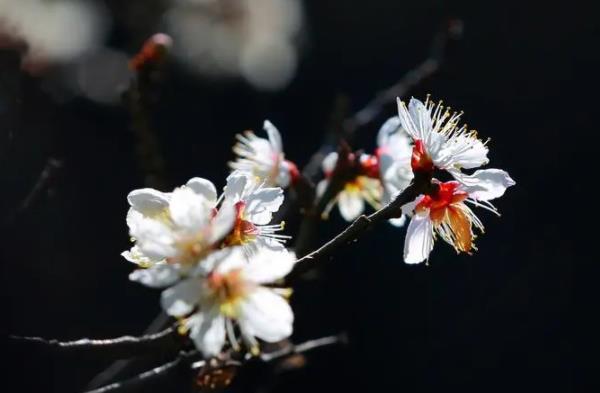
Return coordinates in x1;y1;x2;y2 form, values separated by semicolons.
359;154;380;179
411;139;434;174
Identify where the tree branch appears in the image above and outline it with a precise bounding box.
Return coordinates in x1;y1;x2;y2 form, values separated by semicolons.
9;325;180;360
84;334;346;393
287;173;431;283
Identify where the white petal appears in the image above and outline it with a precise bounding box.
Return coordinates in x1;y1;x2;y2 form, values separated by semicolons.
376;116;401;147
224;172;249;202
191;247;237;276
160;278;202;317
244;187;284;225
121;245;162;266
403;213;434;264
186;309;226;357
213;247;247;275
208;201;236;245
242;248;296;284
338;190;364;221
169;187;211;232
131;218;177;260
397;98;418;140
408;97;432;139
238;287;293;342
316;179;329;197
186;178;217;203
129;264;179;288
321;152;338;173
127;188;170;216
452;169;515;200
388;215;406;227
264;120;283;153
437;135;489;170
277;162;292;188
401;195;425;216
253;236;286;253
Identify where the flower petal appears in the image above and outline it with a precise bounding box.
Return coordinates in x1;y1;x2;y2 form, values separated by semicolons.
129;263;179;288
169;187;211;232
186;177;217;203
121;245;162;266
224;171;249;201
242;248;296;284
437;135;489;170
160;278;202;317
321;152;338;174
186;309;226;357
127;188;170;215
208;201;236;244
238;287;293;342
191;247;237;276
245;187;284;225
388;215;406;227
338;190;364;221
403;213;434;264
264;120;283;153
376;116;401;147
131;217;177;260
452;168;515;200
408;97;432;139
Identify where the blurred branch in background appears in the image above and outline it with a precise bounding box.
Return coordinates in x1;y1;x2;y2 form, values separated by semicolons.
302;18;463;182
125;34;173;190
4;157;63;226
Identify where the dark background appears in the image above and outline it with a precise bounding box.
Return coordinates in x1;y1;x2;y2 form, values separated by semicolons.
2;0;596;392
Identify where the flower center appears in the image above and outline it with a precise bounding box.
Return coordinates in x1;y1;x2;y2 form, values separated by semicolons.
207;269;249;318
224;201;259;246
416;181;473;252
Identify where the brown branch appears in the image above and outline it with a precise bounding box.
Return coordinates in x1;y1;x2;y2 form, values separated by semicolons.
84;334;346;393
9;325;180;360
287;172;432;283
83;350;198;393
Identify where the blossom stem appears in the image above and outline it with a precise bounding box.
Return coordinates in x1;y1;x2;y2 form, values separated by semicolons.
287;172;431;283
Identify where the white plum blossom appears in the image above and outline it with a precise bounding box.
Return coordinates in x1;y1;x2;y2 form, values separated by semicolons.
396;97;491;177
392;96;515;263
230;120;298;188
402;175;515;264
124;178;235;279
160;246;295;357
317;152;383;222
221;171;289;256
376;116;414;226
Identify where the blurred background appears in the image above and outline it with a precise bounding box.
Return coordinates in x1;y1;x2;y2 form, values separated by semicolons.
1;0;596;392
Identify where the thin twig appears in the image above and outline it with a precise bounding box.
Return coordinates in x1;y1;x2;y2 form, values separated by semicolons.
287;173;432;283
4;158;63;225
83;350;198;393
257;333;347;362
9;325;180;360
84;334;346;393
85;312;172;389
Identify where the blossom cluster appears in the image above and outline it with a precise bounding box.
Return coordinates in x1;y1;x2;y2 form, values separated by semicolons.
123;98;514;357
124;166;295;356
